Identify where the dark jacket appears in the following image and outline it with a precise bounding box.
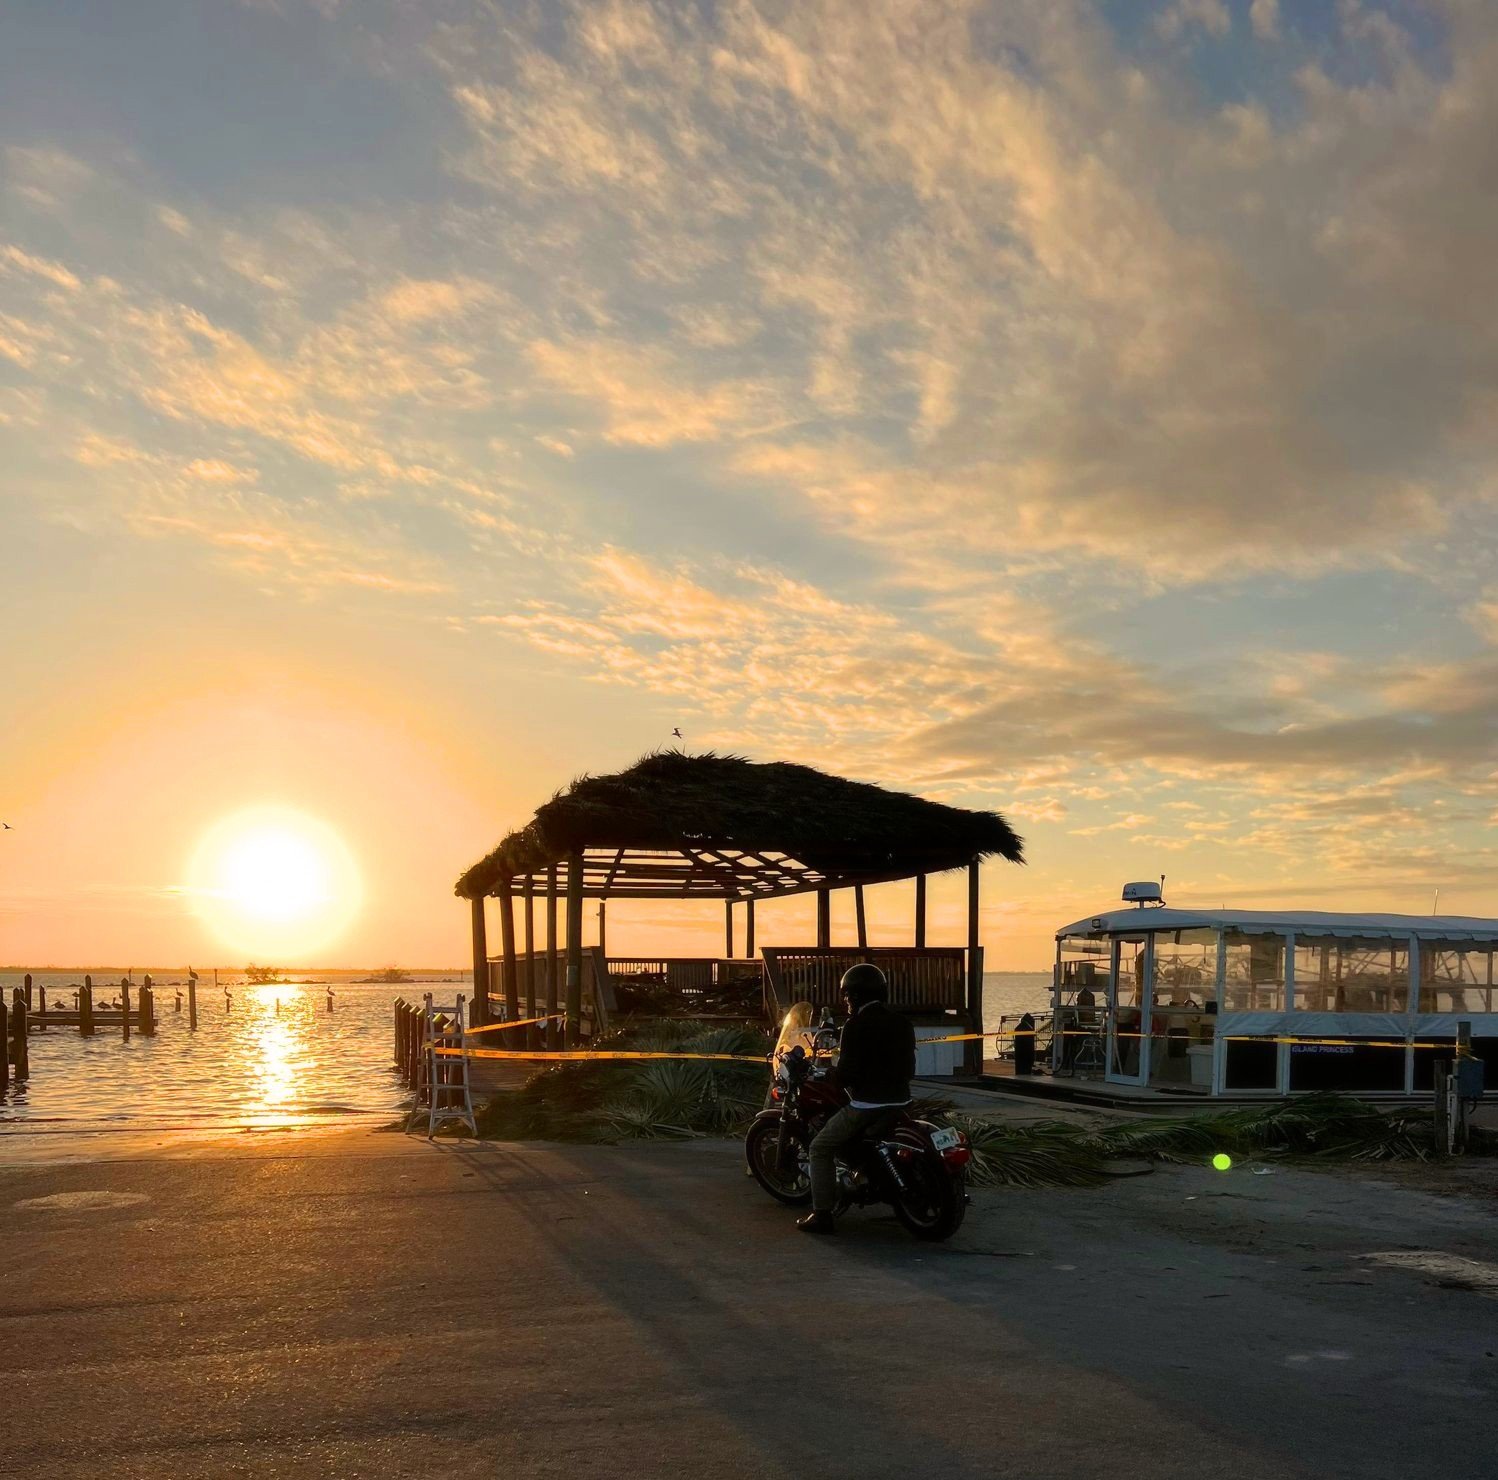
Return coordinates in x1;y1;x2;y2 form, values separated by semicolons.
836;1000;917;1105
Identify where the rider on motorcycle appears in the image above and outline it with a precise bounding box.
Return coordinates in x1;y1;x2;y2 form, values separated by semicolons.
797;963;917;1235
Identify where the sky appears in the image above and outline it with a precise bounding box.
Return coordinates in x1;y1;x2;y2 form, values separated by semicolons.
4;0;1498;970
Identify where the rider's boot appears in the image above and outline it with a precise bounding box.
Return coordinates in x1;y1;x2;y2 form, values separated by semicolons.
796;1210;836;1234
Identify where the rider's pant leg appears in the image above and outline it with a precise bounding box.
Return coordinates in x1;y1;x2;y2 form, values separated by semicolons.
809;1107;870;1212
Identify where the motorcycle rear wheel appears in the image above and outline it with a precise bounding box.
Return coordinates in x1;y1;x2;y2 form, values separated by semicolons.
891;1158;966;1241
745;1118;813;1206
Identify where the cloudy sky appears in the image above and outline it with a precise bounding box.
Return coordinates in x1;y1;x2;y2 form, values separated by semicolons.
4;0;1497;968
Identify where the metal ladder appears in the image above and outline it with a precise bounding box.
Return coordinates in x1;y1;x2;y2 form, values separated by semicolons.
406;991;477;1138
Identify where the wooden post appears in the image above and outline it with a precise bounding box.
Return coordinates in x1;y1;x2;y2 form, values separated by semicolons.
188;970;198;1031
9;988;26;1077
966;859;981;1076
80;976;94;1037
746;898;756;958
121;978;131;1043
597;899;607;958
499;881;520;1024
0;995;7;1092
523;883;537;1048
23;973;32;1009
915;874;927;948
855;885;868;951
1456;1020;1473;1152
139;979;155;1037
546;864;560;1049
38;984;47;1024
725;899;735;959
816;888;830;949
565;853;584;1047
469;894;489;1027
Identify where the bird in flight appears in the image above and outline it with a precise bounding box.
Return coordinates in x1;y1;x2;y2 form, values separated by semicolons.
1;822;10;830
672;728;682;739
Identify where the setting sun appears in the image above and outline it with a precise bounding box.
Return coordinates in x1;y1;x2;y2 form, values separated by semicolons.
188;807;362;959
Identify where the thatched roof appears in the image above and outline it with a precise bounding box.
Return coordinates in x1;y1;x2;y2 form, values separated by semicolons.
455;750;1023;901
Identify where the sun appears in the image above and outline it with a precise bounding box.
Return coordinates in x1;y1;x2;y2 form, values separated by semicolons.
188;807;362;959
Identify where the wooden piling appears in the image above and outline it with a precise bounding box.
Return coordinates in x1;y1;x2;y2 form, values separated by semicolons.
38;984;47;1022
9;988;27;1077
121;979;131;1043
139;977;155;1037
80;977;94;1037
188;971;198;1031
914;874;927;948
23;973;32;1009
0;995;8;1092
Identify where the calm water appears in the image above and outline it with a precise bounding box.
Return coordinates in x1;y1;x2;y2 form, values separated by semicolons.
0;970;467;1129
0;969;1051;1130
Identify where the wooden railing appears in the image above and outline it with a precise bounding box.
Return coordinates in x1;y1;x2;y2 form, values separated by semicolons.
761;947;969;1016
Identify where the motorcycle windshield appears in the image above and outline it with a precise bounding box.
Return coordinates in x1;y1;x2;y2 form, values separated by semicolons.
773;1001;819;1062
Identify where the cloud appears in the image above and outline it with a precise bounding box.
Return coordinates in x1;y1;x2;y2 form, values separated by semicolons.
1249;0;1280;41
1157;1;1232;43
527;337;773;447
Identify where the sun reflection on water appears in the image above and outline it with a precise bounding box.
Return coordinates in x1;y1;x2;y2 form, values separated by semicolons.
244;985;319;1127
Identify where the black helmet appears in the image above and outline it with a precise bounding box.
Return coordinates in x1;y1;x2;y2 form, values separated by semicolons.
840;962;888;1007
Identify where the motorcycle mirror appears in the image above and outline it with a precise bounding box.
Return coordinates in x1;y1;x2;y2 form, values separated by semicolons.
787;1044;806;1061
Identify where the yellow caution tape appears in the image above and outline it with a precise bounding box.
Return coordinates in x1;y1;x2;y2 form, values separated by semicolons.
437;1047;766;1062
435;1027;1478;1065
464;1013;566;1037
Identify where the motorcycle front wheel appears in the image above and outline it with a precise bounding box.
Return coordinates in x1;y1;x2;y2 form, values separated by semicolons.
744;1117;812;1206
891;1157;967;1241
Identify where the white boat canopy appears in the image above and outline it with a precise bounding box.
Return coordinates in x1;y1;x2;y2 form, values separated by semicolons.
1056;907;1498;943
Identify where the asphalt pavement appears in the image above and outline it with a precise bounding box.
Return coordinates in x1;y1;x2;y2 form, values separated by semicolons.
2;1126;1497;1478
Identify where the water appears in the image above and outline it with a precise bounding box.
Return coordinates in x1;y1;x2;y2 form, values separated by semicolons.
0;970;466;1129
0;968;1052;1130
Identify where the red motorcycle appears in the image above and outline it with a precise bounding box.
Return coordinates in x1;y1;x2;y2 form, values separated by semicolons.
744;1003;971;1241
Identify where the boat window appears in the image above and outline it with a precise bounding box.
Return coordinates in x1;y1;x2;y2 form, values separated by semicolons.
1290;938;1409;1013
1417;945;1495;1013
1223;932;1286;1011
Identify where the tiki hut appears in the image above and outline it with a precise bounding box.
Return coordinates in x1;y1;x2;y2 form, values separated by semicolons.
456;752;1023;1072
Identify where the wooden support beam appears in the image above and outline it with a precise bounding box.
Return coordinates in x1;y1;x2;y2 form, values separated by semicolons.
498;881;520;1023
597;898;607;958
469;895;489;1026
855;885;868;950
565;852;584;1047
915;874;927;948
80;976;94;1037
523;884;537;1046
966;859;982;1075
546;864;560;1049
746;898;756;958
816;888;830;948
725;899;734;958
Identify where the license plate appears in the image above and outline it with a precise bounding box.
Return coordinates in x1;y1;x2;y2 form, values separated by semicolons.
930;1126;960;1152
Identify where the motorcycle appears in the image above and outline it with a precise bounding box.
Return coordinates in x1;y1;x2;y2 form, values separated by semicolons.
744;1001;971;1241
